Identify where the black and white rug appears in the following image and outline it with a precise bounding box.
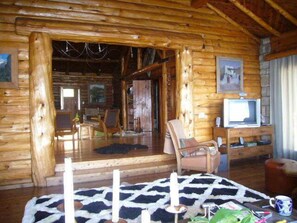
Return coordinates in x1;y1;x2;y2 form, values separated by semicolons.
22;173;269;223
94;143;148;154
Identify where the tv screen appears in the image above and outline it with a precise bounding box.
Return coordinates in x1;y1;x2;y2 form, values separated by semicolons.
223;99;261;128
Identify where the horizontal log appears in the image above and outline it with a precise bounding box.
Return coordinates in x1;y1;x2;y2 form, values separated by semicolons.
0;132;30;141
0;42;29;50
52;57;119;64
12;0;235;30
0;89;29;97
0;168;31;181
0;97;29;106
0;141;30;152
265;48;297;61
0;160;31;171
0;31;28;43
0;105;30;115
15;18;207;49
0;22;15;32
1;5;243;39
0;150;31;162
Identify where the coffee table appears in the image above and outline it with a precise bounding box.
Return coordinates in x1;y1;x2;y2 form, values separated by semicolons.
244;199;297;223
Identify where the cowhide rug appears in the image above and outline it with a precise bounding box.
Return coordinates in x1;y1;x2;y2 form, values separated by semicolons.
22;173;269;223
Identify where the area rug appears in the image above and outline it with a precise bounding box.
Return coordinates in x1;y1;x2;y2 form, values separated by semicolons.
94;143;148;154
22;173;269;223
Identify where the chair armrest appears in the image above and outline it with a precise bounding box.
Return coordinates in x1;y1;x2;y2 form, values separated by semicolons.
179;145;209;156
197;140;219;150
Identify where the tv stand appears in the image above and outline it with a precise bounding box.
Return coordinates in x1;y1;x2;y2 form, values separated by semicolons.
213;126;274;169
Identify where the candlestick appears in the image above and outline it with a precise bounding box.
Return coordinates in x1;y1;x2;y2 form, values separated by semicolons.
141;209;150;223
64;157;75;223
112;169;120;222
170;172;179;206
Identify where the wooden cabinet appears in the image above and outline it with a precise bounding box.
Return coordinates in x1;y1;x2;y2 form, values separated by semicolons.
213;126;274;168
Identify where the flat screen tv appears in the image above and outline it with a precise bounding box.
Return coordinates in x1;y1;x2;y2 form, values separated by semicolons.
223;98;261;128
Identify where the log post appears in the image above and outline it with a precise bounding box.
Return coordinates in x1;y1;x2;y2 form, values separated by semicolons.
161;50;168;137
29;32;56;186
178;47;194;137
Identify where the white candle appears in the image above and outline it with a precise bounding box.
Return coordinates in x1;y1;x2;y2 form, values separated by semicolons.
141;209;151;223
170;172;179;206
112;169;120;222
64;157;75;223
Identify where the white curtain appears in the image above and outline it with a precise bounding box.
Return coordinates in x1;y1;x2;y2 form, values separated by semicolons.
270;55;297;160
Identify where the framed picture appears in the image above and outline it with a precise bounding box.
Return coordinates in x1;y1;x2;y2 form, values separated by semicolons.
0;48;18;88
88;83;105;104
216;56;243;93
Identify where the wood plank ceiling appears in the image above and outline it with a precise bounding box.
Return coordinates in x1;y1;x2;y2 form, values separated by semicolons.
191;0;297;59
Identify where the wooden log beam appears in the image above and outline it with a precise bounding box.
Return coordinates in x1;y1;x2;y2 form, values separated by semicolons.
207;3;259;43
265;29;297;60
161;50;168;137
29;32;56;187
52;57;119;63
191;0;209;8
124;58;169;80
264;0;297;26
229;0;281;37
265;48;297;61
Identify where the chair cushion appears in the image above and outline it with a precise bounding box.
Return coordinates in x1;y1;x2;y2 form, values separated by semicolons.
179;137;199;157
180;137;199;148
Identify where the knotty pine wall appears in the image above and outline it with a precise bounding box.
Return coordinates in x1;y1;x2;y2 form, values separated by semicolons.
0;0;260;187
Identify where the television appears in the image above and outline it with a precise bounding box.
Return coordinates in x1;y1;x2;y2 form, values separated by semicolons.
223;98;261;128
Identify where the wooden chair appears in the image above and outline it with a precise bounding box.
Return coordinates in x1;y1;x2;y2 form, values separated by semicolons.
166;119;221;175
93;109;122;140
55;111;79;146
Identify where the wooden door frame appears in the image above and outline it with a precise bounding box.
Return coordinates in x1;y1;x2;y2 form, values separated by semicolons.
25;19;193;186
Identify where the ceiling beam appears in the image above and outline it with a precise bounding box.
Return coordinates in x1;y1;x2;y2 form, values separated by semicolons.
191;0;209;8
264;0;297;26
124;58;169;80
265;48;297;61
206;3;259;43
229;0;281;37
52;57;119;63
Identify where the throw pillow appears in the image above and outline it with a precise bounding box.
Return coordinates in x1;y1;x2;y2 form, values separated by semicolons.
179;137;199;157
180;137;199;148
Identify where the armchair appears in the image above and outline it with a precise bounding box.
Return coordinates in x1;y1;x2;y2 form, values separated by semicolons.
55;111;79;146
93;109;122;140
166;119;221;175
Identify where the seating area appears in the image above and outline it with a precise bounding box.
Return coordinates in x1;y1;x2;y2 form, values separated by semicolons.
165;119;221;175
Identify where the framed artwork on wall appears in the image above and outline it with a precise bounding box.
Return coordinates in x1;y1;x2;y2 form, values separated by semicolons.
88;83;105;104
0;48;18;88
216;56;243;93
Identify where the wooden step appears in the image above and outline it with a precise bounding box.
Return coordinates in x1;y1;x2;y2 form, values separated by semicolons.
55;154;175;172
47;154;177;186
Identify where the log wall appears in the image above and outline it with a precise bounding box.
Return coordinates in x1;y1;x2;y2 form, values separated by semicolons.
0;0;260;187
52;72;115;114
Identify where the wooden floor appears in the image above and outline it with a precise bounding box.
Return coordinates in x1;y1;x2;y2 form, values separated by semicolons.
0;132;272;223
55;132;164;163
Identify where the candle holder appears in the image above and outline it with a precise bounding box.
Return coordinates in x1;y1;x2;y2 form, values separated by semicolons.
166;204;187;223
104;219;127;223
